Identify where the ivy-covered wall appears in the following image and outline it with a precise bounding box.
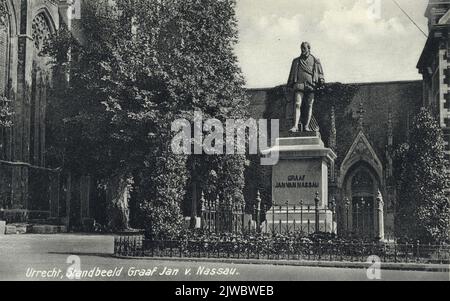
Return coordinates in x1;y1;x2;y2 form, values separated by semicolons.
245;80;423;211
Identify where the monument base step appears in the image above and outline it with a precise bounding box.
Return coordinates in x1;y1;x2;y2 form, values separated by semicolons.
5;224;32;234
30;225;67;234
3;223;67;235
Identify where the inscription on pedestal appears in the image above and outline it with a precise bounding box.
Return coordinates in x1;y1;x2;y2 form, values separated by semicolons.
272;159;327;207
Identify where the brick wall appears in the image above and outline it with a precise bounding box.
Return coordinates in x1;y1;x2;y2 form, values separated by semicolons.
247;81;423;168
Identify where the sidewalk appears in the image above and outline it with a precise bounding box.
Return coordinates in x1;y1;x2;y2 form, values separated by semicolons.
1;234;447;273
113;255;450;273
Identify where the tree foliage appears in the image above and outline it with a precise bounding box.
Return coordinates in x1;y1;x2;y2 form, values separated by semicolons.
395;107;450;243
46;0;248;237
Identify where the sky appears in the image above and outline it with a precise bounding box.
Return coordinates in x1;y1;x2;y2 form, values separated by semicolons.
235;0;429;88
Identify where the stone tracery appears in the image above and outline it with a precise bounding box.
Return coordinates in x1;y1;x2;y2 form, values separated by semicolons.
0;0;8;28
32;12;52;54
0;0;9;95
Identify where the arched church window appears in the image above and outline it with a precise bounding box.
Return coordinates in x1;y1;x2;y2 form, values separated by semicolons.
0;0;10;209
0;0;10;95
32;12;52;55
30;12;52;167
351;169;373;195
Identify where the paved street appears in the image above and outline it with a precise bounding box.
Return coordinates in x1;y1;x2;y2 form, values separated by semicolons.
0;234;448;281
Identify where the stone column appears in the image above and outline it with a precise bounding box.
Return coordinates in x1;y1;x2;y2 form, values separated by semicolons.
58;0;74;85
11;0;33;211
314;192;320;233
58;0;74;29
376;190;385;241
344;197;350;237
200;192;206;230
256;191;261;231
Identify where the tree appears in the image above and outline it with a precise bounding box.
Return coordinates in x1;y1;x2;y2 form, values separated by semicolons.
46;0;248;237
395;107;450;244
109;0;248;235
46;1;137;232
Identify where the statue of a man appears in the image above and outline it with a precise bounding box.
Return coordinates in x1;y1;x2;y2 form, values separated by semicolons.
287;42;325;132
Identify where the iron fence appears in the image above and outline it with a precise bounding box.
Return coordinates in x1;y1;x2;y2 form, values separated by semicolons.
199;194;338;236
200;198;247;233
114;235;450;264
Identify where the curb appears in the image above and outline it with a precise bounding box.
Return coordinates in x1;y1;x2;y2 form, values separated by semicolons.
112;255;450;273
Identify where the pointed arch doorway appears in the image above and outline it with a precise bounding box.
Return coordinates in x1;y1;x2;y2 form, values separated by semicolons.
343;162;380;239
351;167;375;238
338;130;385;239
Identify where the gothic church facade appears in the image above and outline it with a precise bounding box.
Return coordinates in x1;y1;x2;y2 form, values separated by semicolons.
0;0;79;226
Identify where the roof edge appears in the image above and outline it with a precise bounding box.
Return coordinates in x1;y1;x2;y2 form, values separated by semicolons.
246;80;423;92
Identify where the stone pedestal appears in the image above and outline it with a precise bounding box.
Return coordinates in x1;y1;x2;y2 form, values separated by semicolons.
261;206;336;234
184;217;201;229
262;133;337;234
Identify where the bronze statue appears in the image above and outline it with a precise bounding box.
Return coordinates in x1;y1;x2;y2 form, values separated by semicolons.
287;42;325;132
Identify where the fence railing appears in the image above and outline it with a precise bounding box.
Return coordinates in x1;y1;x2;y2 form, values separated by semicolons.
261;204;337;235
200;198;246;233
199;193;338;236
114;236;450;264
